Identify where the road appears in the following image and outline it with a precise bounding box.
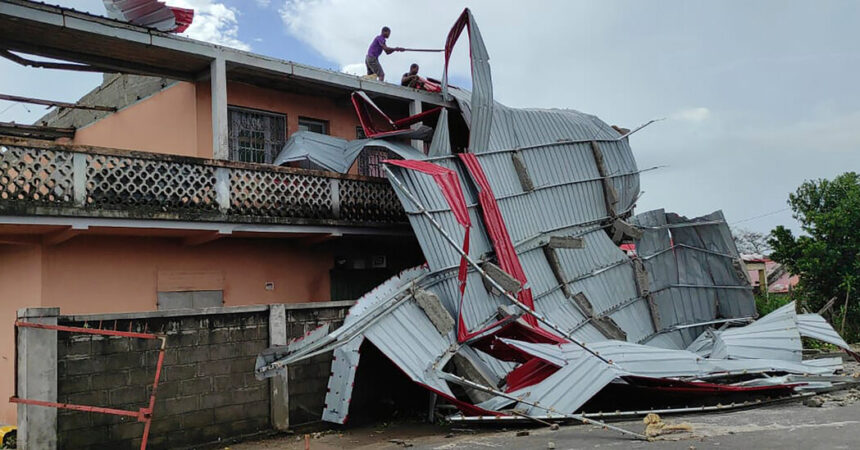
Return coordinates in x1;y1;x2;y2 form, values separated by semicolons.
229;390;860;450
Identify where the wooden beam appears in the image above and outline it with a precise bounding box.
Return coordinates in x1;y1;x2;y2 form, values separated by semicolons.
0;49;104;74
0;122;75;139
0;93;116;112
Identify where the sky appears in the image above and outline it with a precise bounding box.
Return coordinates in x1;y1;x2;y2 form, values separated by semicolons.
2;0;859;235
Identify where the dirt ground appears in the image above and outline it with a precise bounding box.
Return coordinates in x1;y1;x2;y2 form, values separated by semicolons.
226;386;860;450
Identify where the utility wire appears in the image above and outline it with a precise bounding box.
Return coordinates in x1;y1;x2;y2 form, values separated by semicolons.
730;207;790;225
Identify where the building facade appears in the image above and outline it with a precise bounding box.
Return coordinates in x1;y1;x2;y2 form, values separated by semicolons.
0;0;445;424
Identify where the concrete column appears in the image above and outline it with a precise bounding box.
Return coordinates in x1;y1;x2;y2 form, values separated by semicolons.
16;307;59;450
409;100;423;152
269;305;289;430
211;56;229;160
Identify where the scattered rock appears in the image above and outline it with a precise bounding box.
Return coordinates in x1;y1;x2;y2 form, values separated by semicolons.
643;413;693;440
444;433;454;439
803;396;825;408
516;430;530;437
388;438;413;447
550;423;560;431
547;441;556;449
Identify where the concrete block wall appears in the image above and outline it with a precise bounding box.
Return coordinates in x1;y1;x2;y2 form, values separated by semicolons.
31;302;355;450
55;311;270;450
38;74;175;129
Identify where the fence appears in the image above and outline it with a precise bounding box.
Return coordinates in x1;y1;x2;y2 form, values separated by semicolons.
0;139;406;225
13;302;353;450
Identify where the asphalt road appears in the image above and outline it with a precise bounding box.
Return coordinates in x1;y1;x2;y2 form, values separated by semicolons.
230;390;860;450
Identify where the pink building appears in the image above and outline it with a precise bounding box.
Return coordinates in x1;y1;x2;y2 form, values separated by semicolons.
0;0;449;424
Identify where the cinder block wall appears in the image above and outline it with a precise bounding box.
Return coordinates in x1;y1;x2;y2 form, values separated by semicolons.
49;303;351;450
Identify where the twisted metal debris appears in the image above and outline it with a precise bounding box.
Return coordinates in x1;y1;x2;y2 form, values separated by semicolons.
256;8;858;437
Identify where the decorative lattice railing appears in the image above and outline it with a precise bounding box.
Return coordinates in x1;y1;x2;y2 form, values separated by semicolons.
0;140;407;225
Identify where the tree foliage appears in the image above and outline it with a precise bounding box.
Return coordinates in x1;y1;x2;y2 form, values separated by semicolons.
769;172;860;341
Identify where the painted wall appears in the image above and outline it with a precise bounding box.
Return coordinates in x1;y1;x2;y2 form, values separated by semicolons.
194;81;363;158
0;236;333;425
73;82;202;157
0;245;43;425
71;79;363;160
41;235;333;314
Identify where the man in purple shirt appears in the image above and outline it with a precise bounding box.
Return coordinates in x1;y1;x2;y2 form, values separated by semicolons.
366;26;403;82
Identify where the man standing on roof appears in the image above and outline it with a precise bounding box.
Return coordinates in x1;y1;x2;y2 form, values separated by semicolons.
366;26;403;82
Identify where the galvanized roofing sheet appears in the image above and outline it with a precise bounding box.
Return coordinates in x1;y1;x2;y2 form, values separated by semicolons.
797;313;852;350
710;302;802;361
256;8;856;426
274;131;425;173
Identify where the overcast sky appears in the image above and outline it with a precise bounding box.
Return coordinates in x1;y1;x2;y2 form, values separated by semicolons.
2;0;858;235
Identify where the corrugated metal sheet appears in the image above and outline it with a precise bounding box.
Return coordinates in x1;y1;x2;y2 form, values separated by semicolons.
710;302;802;361
274;131;425;173
322;336;363;424
797;313;851;350
256;8;856;426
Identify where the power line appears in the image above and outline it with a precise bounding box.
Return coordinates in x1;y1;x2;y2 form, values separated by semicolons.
730;207;791;225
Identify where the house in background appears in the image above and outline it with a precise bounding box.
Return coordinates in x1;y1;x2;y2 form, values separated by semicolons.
0;0;450;424
742;255;799;295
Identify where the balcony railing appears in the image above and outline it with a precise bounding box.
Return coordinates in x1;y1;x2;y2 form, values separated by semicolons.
0;138;407;226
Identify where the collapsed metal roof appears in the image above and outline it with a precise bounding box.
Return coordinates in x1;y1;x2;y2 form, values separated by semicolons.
273;131;425;173
255;8;857;437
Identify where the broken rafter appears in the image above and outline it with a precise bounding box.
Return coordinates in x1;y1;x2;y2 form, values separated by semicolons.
0;49;104;74
0;121;75;139
0;93;116;112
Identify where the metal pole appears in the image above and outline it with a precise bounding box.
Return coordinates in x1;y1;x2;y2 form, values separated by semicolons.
438;372;646;440
383;165;616;367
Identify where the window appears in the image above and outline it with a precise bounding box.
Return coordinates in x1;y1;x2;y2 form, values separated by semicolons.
298;117;329;135
228;107;286;164
358;147;397;178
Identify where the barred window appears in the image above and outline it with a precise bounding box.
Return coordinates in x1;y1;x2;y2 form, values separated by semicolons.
228;107;286;164
358;147;397;178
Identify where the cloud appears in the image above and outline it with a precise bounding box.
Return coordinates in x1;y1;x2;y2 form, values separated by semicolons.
165;0;251;50
341;63;365;76
255;0;272;6
671;107;711;122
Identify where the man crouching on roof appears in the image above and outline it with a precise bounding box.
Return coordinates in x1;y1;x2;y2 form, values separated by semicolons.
401;63;423;89
366;26;404;82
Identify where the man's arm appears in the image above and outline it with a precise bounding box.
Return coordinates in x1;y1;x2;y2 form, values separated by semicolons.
382;43;405;54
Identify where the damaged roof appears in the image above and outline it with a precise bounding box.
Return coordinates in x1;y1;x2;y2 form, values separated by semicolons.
255;8;858;437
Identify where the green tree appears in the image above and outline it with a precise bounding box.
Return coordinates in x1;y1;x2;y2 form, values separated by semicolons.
769;172;860;341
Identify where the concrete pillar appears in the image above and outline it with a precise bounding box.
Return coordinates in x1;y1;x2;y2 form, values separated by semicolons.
211;56;229;160
269;305;289;430
16;307;59;450
409;100;423;152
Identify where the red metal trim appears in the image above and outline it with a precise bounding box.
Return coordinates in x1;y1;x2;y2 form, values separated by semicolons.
13;321;166;450
14;321;161;340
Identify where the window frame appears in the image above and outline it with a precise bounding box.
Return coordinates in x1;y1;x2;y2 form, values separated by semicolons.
297;116;330;135
227;105;287;164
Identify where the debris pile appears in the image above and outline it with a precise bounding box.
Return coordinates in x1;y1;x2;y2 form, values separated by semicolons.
256;8;859;438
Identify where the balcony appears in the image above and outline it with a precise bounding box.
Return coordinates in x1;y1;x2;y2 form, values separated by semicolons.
0;138;407;229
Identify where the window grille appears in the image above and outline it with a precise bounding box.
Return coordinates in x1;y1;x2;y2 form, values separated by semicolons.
228;107;286;164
